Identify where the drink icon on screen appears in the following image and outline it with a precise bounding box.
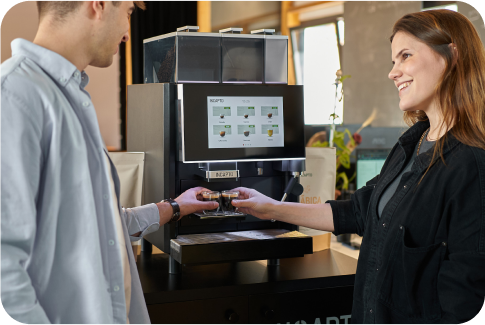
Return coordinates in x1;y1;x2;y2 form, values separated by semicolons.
267;113;273;118
220;131;226;137
220;114;224;119
244;114;248;119
244;131;250;137
268;129;273;137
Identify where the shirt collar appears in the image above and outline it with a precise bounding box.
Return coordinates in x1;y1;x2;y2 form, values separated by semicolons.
11;38;82;87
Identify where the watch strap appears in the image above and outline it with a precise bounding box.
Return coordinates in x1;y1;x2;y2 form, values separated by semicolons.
161;199;181;223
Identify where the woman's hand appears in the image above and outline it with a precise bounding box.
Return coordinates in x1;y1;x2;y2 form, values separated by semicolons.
231;187;279;220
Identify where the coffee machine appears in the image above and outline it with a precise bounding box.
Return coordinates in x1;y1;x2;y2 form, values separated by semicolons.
127;26;312;273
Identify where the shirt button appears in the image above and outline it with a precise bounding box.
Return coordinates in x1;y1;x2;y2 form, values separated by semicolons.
60;77;67;83
382;223;386;227
113;285;120;292
404;185;407;189
82;102;90;107
109;239;114;245
103;194;109;200
74;72;79;77
399;225;403;230
442;242;447;246
370;309;373;313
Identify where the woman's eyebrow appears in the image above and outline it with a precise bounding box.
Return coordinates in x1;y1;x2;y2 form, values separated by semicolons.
394;48;409;60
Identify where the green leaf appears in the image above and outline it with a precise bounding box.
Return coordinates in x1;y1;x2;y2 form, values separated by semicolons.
340;75;351;83
336;172;349;190
333;137;347;151
340;153;351;169
348;171;356;183
311;140;329;148
344;129;355;147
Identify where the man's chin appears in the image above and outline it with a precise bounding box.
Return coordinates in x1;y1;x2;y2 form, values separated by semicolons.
90;57;114;68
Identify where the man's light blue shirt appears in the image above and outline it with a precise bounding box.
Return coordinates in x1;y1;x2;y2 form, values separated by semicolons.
1;39;160;323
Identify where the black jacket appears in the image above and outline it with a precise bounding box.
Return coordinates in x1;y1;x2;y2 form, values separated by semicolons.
329;121;485;323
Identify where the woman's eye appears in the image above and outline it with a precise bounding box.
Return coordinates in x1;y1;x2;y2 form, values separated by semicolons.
402;53;411;60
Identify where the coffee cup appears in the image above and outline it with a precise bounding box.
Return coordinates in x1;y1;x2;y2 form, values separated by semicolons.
221;191;239;213
267;129;273;137
202;191;220;214
268;113;272;118
220;131;225;137
220;114;224;119
244;114;248;118
244;131;249;137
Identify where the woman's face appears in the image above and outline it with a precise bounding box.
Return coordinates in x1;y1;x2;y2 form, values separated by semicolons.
388;32;446;113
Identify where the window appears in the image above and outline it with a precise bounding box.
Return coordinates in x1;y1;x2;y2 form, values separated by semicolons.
291;17;344;125
426;4;457;11
422;1;457;11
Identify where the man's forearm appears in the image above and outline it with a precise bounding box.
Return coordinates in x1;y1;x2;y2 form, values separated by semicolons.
155;201;173;225
272;202;335;232
129;202;172;237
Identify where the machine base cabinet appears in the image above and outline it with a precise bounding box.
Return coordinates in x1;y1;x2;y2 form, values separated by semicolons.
248;286;354;324
147;295;248;324
147;286;354;324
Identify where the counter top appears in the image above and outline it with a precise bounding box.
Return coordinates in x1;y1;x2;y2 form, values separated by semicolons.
136;248;358;305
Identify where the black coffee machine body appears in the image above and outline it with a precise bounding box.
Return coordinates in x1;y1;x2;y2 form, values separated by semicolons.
127;27;313;273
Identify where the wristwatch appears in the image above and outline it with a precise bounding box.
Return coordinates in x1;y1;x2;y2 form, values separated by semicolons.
160;198;181;223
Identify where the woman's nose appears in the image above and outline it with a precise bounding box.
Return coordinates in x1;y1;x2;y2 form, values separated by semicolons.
388;64;402;80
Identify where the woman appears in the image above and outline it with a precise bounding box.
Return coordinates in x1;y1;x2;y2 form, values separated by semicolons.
232;10;485;324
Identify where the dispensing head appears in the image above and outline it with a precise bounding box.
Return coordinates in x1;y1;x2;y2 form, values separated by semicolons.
272;160;306;174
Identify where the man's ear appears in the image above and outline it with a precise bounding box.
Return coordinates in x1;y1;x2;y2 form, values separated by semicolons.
90;1;107;20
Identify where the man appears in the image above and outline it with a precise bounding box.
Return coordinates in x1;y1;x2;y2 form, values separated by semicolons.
1;2;218;323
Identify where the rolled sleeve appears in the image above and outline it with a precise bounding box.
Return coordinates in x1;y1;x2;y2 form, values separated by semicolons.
122;203;160;241
327;199;355;236
326;183;376;237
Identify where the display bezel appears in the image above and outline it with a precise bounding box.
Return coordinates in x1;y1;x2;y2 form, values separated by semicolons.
181;84;305;163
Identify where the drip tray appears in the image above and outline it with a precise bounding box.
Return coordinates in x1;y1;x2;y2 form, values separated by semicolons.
170;229;313;265
194;212;246;219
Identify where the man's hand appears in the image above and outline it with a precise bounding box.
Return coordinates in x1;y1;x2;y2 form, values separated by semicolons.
230;187;279;220
156;187;219;225
174;187;219;218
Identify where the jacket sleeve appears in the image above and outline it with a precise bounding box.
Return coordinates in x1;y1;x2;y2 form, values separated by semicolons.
437;148;485;323
1;90;51;323
121;204;161;241
327;175;379;237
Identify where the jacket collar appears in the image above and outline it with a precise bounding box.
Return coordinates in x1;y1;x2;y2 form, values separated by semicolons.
11;38;80;88
398;120;461;172
398;120;430;146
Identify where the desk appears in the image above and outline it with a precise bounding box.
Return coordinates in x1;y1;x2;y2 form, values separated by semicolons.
136;249;357;323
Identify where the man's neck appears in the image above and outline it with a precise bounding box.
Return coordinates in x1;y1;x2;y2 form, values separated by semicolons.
33;19;91;72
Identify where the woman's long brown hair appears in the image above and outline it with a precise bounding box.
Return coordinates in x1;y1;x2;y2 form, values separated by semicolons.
390;10;485;170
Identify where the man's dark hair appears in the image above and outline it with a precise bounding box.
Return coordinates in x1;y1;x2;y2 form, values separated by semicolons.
36;1;146;21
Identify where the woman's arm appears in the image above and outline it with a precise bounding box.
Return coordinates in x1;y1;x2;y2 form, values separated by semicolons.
231;187;334;232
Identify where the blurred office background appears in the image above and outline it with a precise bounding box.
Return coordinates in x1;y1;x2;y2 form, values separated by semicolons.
2;1;484;154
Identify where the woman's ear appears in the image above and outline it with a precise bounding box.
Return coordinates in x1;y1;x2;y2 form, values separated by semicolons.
449;43;458;66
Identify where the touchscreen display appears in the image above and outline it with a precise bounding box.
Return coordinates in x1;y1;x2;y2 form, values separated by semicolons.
207;96;284;149
181;84;304;162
